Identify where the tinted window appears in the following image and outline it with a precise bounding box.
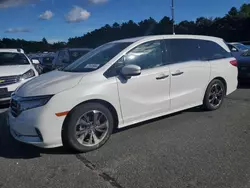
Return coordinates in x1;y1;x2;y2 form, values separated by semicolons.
166;39;201;64
42;56;54;64
0;52;29;66
227;44;236;52
166;39;231;64
63;42;132;72
234;43;248;51
200;40;232;60
57;50;69;64
124;40;164;70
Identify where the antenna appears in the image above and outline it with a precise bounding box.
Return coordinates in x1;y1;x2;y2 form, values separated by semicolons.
171;0;175;35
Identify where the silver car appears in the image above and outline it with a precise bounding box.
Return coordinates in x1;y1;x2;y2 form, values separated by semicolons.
52;48;92;70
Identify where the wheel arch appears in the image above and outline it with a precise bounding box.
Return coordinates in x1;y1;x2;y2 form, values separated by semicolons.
212;77;227;94
203;76;228;100
61;99;119;133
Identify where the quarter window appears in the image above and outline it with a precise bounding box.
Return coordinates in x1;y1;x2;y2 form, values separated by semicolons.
166;39;232;64
124;40;164;70
199;40;232;60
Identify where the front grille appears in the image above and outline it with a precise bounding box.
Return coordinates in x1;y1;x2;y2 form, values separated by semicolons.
0;91;12;98
0;75;20;87
10;98;20;117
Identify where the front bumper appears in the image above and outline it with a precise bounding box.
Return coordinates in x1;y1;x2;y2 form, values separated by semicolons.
8;105;64;148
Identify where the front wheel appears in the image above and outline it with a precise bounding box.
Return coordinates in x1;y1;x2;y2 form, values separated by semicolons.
202;79;226;111
62;103;114;152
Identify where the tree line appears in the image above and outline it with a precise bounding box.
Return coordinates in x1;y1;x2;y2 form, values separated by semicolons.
1;3;250;53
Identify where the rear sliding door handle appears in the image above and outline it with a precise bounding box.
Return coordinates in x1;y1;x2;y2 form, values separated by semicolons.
172;71;184;76
156;75;169;80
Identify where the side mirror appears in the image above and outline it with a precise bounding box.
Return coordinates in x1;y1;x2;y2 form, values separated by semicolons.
121;64;141;78
231;47;238;52
32;59;40;65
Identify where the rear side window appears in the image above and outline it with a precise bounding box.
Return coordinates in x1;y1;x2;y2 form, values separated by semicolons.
165;39;232;64
166;39;201;64
199;40;232;60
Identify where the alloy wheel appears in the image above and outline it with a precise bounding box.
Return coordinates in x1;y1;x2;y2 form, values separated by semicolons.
208;83;224;107
75;110;109;147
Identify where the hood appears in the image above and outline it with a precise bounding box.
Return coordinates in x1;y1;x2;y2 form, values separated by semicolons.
16;70;85;97
0;65;31;77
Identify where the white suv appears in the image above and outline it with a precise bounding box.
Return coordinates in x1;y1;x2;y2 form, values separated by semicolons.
8;35;238;152
0;49;39;104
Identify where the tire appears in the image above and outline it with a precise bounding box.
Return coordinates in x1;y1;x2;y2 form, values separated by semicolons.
202;79;226;111
62;102;114;153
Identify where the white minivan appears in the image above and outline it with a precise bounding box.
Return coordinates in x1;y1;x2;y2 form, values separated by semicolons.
8;35;238;152
0;49;39;105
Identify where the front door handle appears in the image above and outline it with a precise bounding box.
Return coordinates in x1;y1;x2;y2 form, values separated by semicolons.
172;71;184;76
156;75;169;80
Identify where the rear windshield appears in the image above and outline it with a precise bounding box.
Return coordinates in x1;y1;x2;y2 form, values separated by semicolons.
0;52;30;66
234;43;249;51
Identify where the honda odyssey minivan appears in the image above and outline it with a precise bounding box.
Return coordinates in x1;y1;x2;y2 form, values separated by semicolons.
8;35;238;152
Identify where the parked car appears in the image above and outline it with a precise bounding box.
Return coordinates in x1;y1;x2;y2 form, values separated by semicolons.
227;43;250;83
0;49;39;105
34;52;55;73
40;53;55;73
9;35;238;152
52;48;92;70
227;42;250;56
28;58;43;75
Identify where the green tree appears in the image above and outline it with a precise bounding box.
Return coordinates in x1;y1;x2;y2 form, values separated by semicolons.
240;3;250;17
227;7;239;17
42;37;48;45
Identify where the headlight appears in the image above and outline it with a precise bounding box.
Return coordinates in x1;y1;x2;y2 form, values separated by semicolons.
18;95;53;112
20;69;35;81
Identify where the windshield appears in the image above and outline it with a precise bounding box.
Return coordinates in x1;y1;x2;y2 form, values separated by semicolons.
234;43;249;51
63;42;132;72
69;50;90;63
0;52;30;66
42;56;54;64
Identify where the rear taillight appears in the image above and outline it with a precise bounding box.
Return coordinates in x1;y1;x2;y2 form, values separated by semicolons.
230;60;238;67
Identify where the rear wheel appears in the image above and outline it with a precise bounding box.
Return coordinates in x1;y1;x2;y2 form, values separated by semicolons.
202;79;226;111
62;103;114;152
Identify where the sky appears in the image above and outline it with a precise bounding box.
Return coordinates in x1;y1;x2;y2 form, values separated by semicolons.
0;0;249;43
